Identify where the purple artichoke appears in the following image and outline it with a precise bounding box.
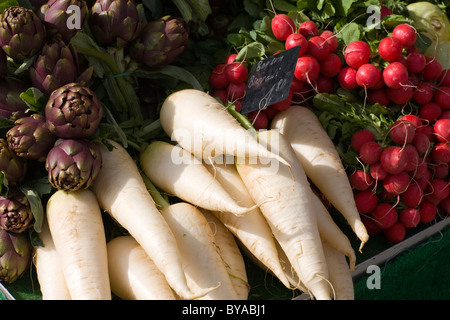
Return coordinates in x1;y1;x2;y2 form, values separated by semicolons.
45;138;102;191
0;139;27;185
0;48;6;78
0;189;34;234
0;6;46;62
39;0;88;43
6;114;58;162
90;0;142;48
30;39;93;95
45;83;103;139
0;229;32;283
130;15;189;70
0;77;30;121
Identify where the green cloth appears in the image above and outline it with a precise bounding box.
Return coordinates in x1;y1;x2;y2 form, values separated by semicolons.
354;226;450;300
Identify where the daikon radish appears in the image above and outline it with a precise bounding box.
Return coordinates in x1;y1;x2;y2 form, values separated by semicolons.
322;241;355;300
271;106;369;250
202;210;249;300
106;236;176;300
203;161;291;288
46;189;111;300
140;140;256;215
159;88;289;166
161;202;238;300
311;192;356;272
33;217;71;300
91;139;214;300
236;130;332;300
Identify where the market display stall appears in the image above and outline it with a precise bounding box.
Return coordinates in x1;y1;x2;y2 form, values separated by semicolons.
0;0;449;301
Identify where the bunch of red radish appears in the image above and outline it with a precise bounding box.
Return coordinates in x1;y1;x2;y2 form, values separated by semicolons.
208;14;341;129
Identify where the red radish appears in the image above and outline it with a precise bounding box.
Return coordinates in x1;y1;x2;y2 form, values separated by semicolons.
344;41;371;69
271;14;295;40
412;82;435;105
399;207;421;228
361;216;382;236
378;37;403;62
387;85;414;105
429;178;450;200
384;222;406;244
423;194;442;206
419;200;437;223
440;110;450;120
408;73;421;86
307;36;330;61
403;144;420;172
392;24;417;47
359;141;383;164
262;105;279;120
226;82;246;100
354;190;378;214
372;203;398;229
351;129;375;152
419;102;442;123
319;53;342;77
394;55;407;67
389;120;415;145
438;70;450;86
356;64;381;88
380;146;408;174
298;20;318;37
380;189;397;201
383;62;409;88
313;75;335;93
400;114;422;128
269;89;293;111
367;88;390;106
211;89;228;104
423;58;443;82
440;195;450;214
434;118;450;142
248;110;269;129
225;53;237;64
434;163;449;179
401;182;423;207
291;76;306;92
406;52;426;74
209;64;229;89
370;162;388;180
380;5;392;18
383;171;410;195
338;67;358;90
294;55;320;82
319;30;338;53
225;62;248;84
433;86;450;110
285;33;308;56
431;142;450;164
411;161;430;181
349;169;374;191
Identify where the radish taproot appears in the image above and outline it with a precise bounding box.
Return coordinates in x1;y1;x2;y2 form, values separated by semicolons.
236;130;332;300
202;210;249;300
161;202;238;300
106;236;176;300
203;161;291;288
159;89;288;166
33;218;71;300
140;140;256;215
271;106;369;249
91;139;213;300
46;189;111;300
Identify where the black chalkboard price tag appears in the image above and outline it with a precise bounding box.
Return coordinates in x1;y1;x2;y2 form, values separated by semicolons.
240;45;301;115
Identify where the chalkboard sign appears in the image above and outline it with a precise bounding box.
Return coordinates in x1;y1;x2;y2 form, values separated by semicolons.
240;45;301;115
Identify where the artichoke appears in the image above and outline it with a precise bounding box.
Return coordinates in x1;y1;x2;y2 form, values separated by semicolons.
45;138;102;191
0;229;32;283
0;48;6;78
39;0;88;43
0;139;27;185
0;77;29;121
0;6;46;62
130;15;189;70
30;39;93;95
45;83;103;139
0;189;34;234
90;0;142;48
6;114;57;162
